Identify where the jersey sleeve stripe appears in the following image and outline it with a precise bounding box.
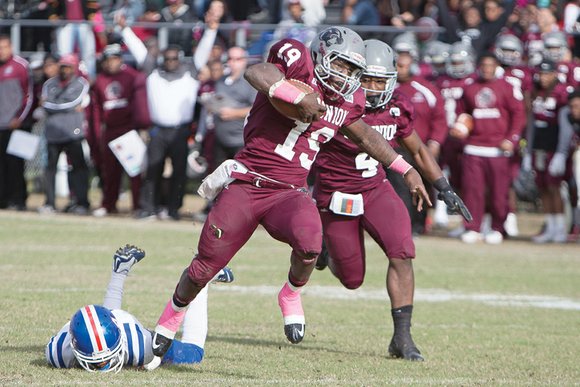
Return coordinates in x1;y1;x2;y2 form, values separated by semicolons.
135;325;145;366
123;323;134;365
47;336;57;367
56;332;67;368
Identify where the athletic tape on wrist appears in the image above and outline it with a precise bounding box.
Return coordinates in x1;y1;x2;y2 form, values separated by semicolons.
268;79;306;105
388;155;413;176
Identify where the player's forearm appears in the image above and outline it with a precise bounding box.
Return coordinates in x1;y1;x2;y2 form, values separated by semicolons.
244;63;284;95
412;143;444;183
342;120;400;167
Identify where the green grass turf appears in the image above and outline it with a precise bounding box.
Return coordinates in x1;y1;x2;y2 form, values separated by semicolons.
0;211;579;385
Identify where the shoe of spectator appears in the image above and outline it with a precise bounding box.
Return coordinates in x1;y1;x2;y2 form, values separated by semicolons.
484;230;503;245
7;203;26;211
92;207;108;217
113;244;146;274
567;225;580;243
551;230;567;243
504;213;519;237
168;210;180;221
157;208;170;220
532;230;554;244
135;210;157;221
448;224;465;238
64;204;88;215
212;267;234;283
38;205;56;215
460;230;483;244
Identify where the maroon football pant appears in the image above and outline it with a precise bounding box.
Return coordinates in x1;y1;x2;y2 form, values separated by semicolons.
99;129;141;212
462;154;511;233
320;181;415;289
187;181;322;287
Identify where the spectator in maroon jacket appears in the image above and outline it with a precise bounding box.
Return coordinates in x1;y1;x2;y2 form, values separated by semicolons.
451;52;526;244
89;44;150;217
0;34;32;211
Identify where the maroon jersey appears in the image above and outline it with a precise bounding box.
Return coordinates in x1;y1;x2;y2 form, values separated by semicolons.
395;76;447;145
499;65;534;95
313;91;414;208
436;74;476;128
531;82;569;151
235;39;364;187
555;61;580;91
90;65;149;134
460;77;526;147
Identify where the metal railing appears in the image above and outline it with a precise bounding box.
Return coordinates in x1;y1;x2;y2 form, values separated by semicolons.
0;18;447;56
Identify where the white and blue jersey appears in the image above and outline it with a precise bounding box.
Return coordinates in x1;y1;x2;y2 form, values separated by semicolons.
45;309;154;369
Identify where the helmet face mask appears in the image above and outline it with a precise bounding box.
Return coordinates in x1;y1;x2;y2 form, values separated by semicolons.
70;305;126;373
446;42;475;79
362;39;398;109
422;40;450;76
542;31;567;62
311;27;366;99
495;35;523;66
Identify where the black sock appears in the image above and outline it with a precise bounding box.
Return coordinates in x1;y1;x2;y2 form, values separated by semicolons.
391;305;413;338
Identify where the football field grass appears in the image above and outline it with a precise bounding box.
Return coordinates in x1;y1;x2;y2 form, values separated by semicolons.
0;209;579;386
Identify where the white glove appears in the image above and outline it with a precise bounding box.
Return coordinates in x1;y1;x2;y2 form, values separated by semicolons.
522;153;532;171
548;152;567;177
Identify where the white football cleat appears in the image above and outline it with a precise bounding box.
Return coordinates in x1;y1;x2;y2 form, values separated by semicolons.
504;213;519;237
113;245;145;274
484;230;503;245
460;230;483;244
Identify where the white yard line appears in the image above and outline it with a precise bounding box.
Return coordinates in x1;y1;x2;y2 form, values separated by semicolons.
17;285;580;310
211;285;580;311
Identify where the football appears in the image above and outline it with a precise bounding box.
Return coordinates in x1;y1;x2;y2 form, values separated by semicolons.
269;79;322;121
453;113;474;135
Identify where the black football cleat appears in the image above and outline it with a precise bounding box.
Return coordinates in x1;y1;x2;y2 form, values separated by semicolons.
284;323;306;344
151;331;174;357
388;337;424;361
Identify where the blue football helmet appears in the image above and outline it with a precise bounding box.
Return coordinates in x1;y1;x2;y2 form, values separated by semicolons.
69;305;125;373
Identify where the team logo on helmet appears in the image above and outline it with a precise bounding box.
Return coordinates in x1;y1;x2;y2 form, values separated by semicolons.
319;27;344;47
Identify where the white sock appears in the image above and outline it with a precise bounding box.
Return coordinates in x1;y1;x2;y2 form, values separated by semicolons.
287;280;301;293
554;213;566;234
180;285;208;348
103;272;126;310
544;214;555;235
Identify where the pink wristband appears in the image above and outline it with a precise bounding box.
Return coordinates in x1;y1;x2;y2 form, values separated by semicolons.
268;79;306;104
388;155;413;176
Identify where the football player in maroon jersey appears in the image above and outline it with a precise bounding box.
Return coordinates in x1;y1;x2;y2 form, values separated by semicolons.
451;53;526;244
313;40;471;361
528;59;571;243
149;27;431;356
